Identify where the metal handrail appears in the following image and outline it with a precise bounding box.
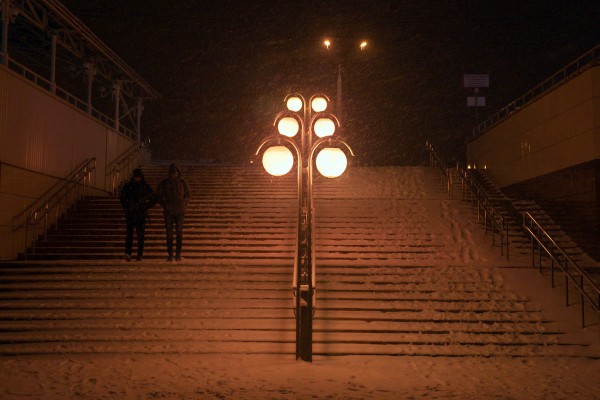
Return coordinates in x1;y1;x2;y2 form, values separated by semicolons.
459;169;509;259
427;142;509;259
523;212;600;327
4;58;137;139
11;158;96;259
253;137;302;307
11;158;93;223
426;141;453;198
106;138;151;195
473;45;600;137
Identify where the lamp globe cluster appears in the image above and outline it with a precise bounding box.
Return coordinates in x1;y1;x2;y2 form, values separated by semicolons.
262;95;348;179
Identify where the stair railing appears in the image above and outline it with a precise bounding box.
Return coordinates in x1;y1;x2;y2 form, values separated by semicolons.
426;141;453;198
426;142;509;259
523;212;600;327
106;138;151;195
459;168;510;260
472;44;599;137
11;158;96;260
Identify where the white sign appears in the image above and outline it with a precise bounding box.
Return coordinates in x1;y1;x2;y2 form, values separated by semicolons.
464;74;489;88
467;96;485;107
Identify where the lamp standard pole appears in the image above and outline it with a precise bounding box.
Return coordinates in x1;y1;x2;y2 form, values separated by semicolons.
323;39;368;122
256;94;354;361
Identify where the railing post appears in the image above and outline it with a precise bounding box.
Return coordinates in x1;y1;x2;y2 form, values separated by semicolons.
24;215;29;261
565;261;570;307
581;276;585;328
44;203;49;240
505;221;509;260
31;211;37;256
531;233;535;269
538;239;542;272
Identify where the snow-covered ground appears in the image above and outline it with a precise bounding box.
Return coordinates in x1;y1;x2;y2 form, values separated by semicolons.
1;354;600;399
1;166;599;399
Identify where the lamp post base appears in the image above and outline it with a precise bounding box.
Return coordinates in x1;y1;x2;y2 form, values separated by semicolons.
298;286;313;362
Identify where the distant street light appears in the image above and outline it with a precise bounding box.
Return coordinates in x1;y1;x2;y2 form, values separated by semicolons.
255;94;354;362
322;38;369;120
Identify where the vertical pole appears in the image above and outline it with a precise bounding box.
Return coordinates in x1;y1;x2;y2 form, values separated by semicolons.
474;88;480;126
85;62;94;114
136;98;143;143
1;0;10;65
298;102;313;362
336;64;342;122
113;81;121;133
50;32;57;94
580;276;585;328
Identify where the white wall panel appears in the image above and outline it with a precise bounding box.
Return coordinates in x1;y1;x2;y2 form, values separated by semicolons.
0;66;135;188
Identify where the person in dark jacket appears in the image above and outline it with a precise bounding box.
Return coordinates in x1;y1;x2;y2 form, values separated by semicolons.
156;163;190;261
120;168;154;261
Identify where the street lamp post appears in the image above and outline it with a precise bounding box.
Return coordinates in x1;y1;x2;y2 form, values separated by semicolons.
255;94;354;362
323;38;368;121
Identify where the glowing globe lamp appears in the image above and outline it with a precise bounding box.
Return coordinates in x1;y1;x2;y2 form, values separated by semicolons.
311;97;327;113
286;97;303;112
316;147;347;178
262;146;294;176
277;117;300;137
313;118;336;138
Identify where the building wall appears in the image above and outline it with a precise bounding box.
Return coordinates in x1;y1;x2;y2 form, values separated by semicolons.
467;66;599;188
504;160;600;261
0;66;135;259
467;65;600;261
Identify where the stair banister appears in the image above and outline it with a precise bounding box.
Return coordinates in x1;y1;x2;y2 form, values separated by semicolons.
12;158;96;259
426;142;509;259
523;211;600;327
106;138;150;195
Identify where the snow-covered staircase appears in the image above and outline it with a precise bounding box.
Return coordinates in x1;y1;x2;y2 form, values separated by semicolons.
470;170;592;263
0;165;594;357
1;165;298;355
312;167;593;357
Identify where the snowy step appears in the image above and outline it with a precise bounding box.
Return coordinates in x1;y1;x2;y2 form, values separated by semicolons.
5;165;594;359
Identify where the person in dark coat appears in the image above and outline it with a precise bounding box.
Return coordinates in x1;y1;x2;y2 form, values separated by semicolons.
156;163;190;261
120;168;154;261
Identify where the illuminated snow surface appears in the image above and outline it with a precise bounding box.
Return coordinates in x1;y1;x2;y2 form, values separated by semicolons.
1;167;599;399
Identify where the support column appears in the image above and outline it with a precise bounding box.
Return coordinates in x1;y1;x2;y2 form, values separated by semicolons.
50;32;57;94
112;81;121;133
1;0;10;65
136;98;143;143
84;61;95;114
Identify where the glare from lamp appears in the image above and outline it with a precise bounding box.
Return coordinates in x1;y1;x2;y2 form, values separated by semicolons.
286;97;303;112
277;117;300;137
313;118;336;138
316;147;347;178
311;97;328;113
262;146;294;176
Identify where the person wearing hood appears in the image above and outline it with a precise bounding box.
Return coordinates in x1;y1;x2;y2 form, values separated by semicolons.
120;168;154;261
156;163;191;261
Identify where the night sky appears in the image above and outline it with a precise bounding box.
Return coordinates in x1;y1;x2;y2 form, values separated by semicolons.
62;0;599;166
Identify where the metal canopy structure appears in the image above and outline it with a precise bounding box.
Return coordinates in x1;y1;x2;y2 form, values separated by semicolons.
1;0;159;140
